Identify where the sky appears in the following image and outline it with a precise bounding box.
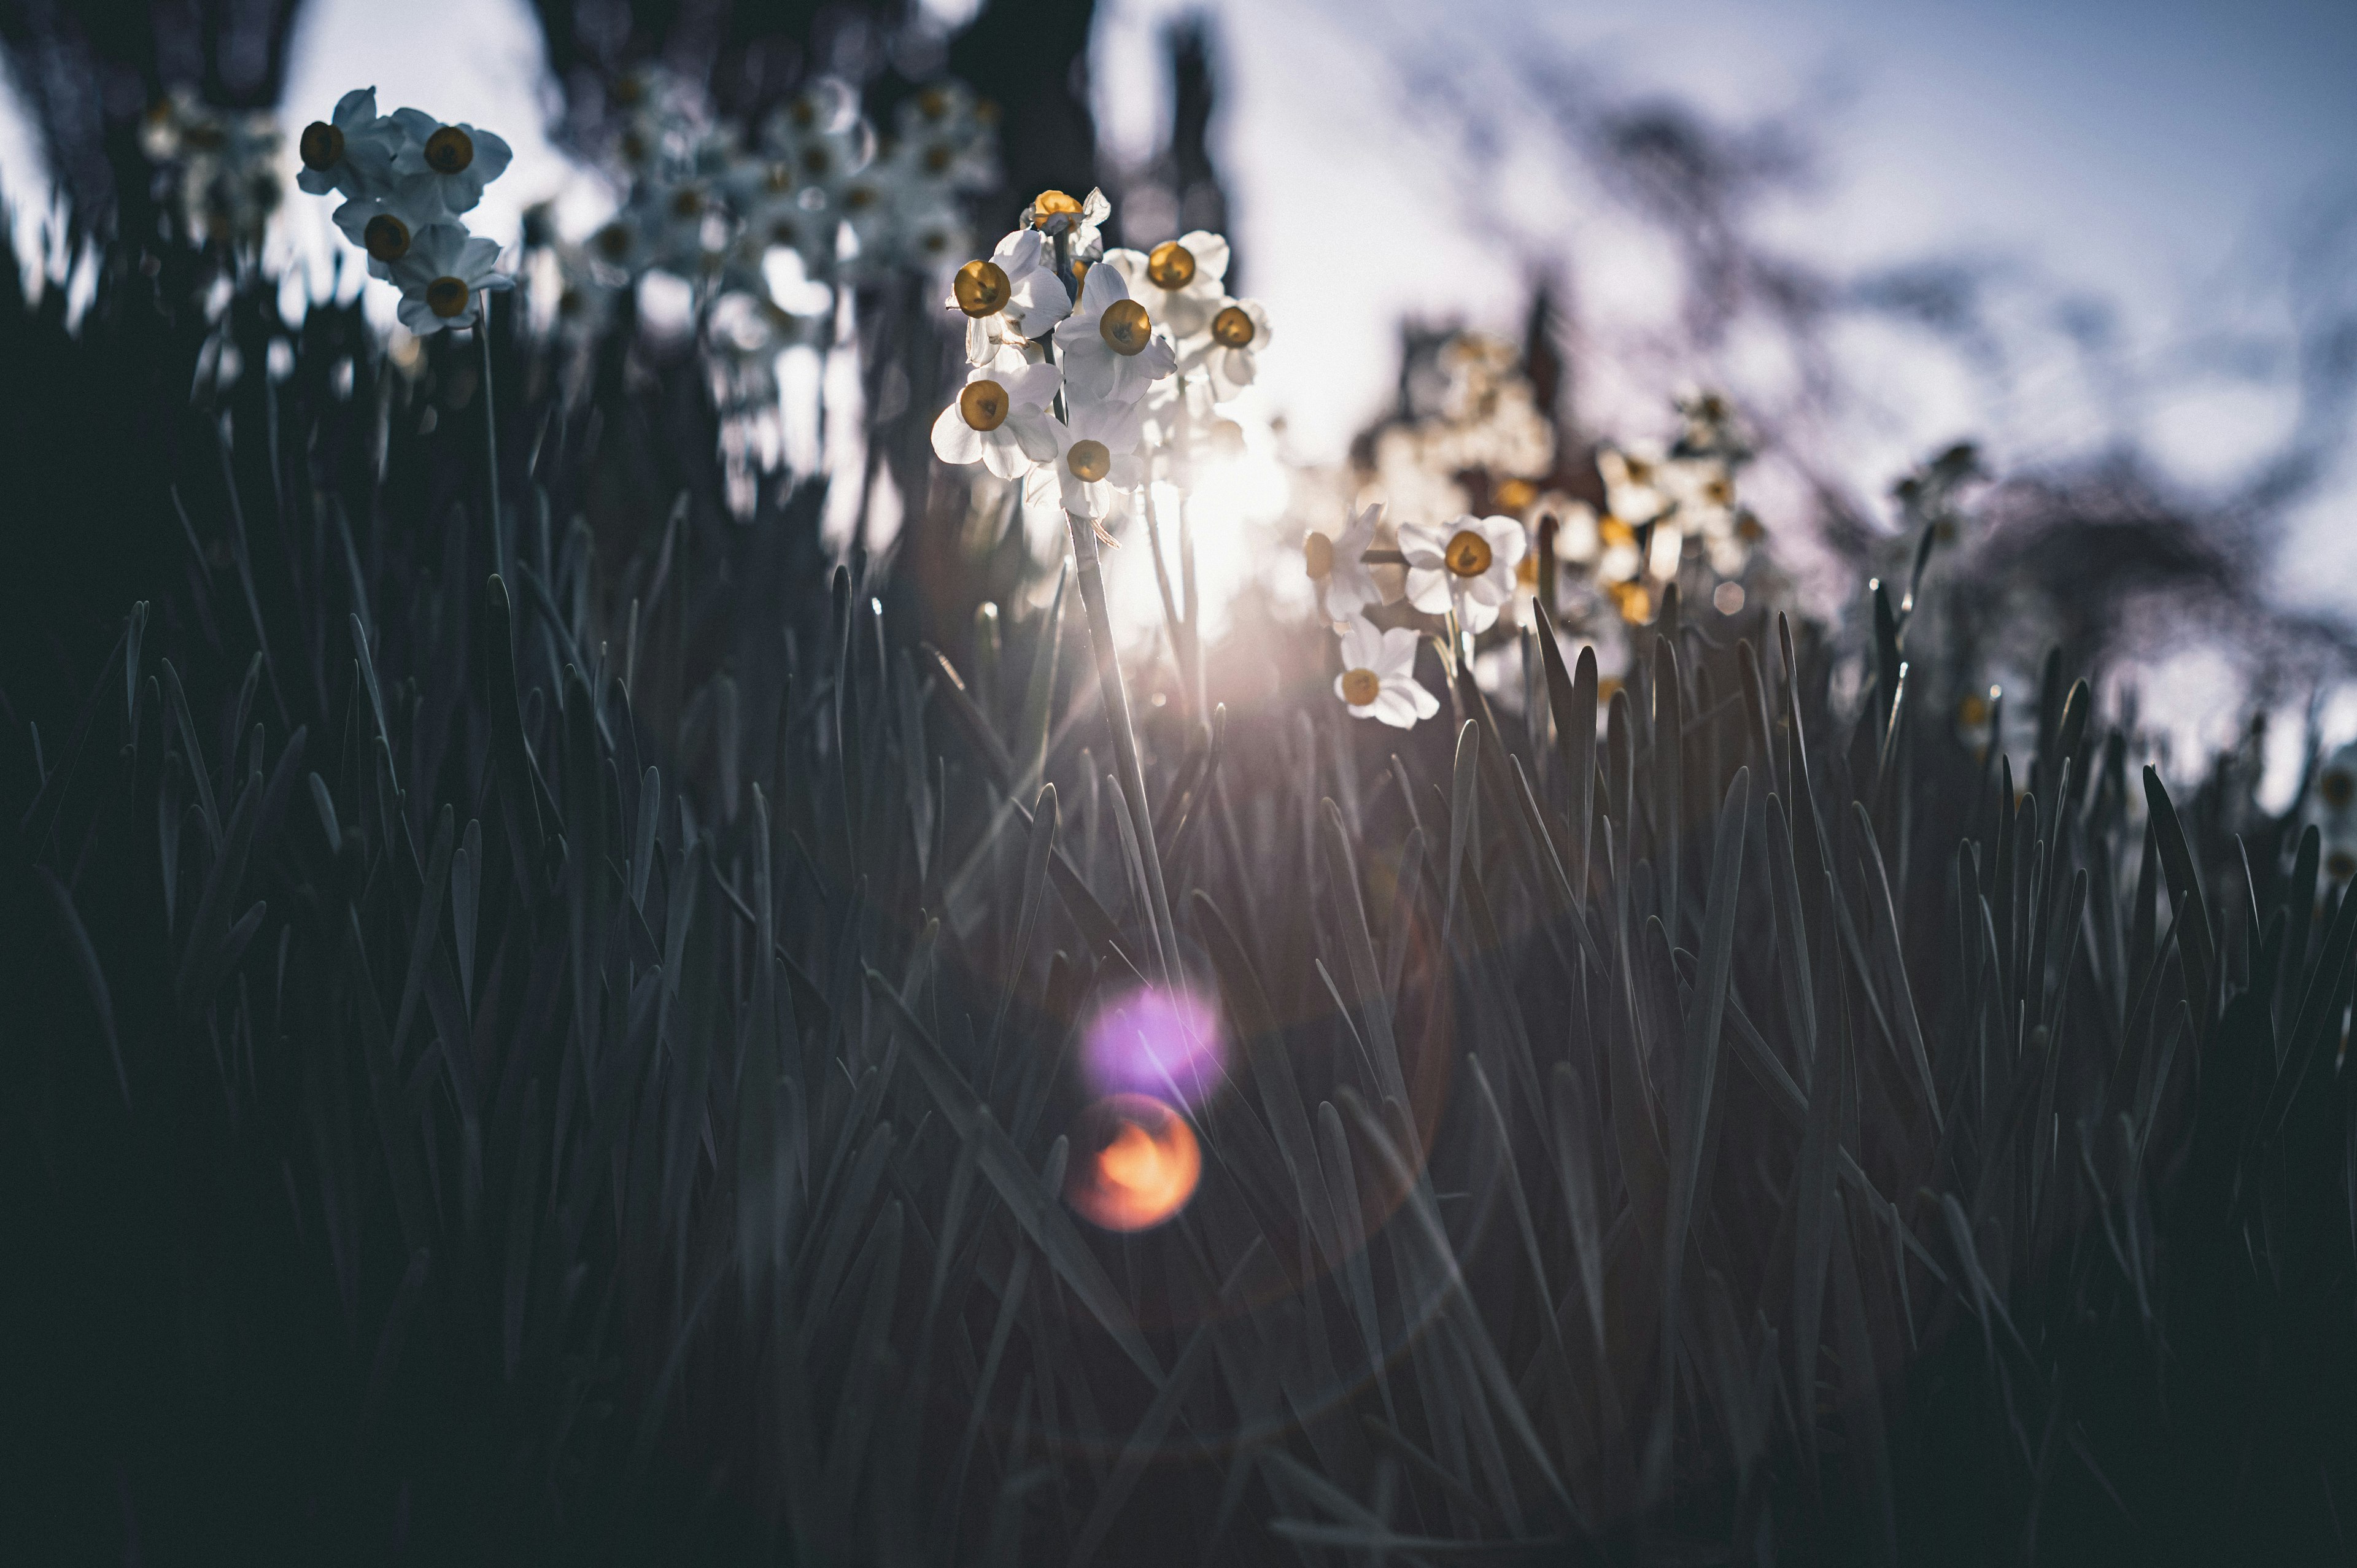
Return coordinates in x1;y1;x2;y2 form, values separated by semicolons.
1095;0;2357;597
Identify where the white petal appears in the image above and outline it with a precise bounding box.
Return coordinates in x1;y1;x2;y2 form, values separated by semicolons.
1371;687;1421;728
1404;565;1453;614
1377;627;1422;679
980;429;1032;479
1180;231;1229;282
1479;515;1527;563
1397;522;1447;569
1455;593;1500;635
931;404;983;465
1339;617;1383;669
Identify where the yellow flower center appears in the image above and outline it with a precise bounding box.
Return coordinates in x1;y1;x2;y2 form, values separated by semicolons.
1496;477;1536;512
2324;770;2356;809
790;99;818;128
1600;516;1635;548
959;380;1010;431
670;185;703;218
300;122;343;170
1100;299;1151;355
953;259;1010;317
1066;439;1111;482
924;143;954;174
1342;668;1382;706
363;214;411;261
1704;476;1735;507
1033;189;1085;221
802;146;832;177
1445;529;1493;577
1516;553;1539;587
597;222;634;260
763;161;794;194
1609;581;1654;624
424;126;473;175
426;277;471;319
1736;511;1764;541
2331;849;2357;882
1957;693;1990;728
1071;259;1091;295
1146;241;1196;289
1304;533;1335;579
843;183;878;211
769;217;799;247
1211;304;1255;349
1622;456;1654;485
918;88;950;121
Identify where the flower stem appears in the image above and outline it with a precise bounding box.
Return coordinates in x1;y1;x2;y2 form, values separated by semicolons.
478;290;505;581
1067;508;1178;986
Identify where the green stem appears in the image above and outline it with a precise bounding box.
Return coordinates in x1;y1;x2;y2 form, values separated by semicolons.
1066;509;1177;987
478;290;505;580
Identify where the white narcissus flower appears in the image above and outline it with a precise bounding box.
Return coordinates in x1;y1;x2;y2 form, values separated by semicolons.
1306;503;1382;620
296;88;401;198
1024;187;1110;259
1333;617;1437;729
331;181;447;279
1187;297;1269;403
1662;456;1737;536
1401;514;1526;635
931;349;1061;479
1598;441;1668;526
1102;231;1229;341
948;228;1070;363
389;223;513;334
1055;263;1177;405
1046;396;1147;519
387;109;513;216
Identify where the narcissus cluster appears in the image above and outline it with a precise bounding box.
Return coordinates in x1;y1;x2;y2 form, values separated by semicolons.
295;88;514;333
929;188;1274;531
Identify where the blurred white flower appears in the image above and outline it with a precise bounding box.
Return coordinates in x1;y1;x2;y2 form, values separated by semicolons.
888;81;999;193
1334;617;1436;729
1102;232;1229;342
386;110;513;216
1306;503;1382;620
1055;263;1177;405
296;88;401;199
1047;397;1147;519
389;223;511;334
1402;514;1525;635
931;349;1061;480
1598;441;1668;526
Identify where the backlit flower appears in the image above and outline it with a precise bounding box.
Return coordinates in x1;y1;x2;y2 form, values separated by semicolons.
1047;396;1147;519
1193;297;1269;403
387;109;513;215
1054;263;1176;405
1401;513;1525;635
332;182;449;277
1024;187;1110;259
1333;616;1436;729
389;222;511;334
1306;503;1382;620
1102;231;1229;341
931;348;1061;479
948;228;1070;363
296;88;401;199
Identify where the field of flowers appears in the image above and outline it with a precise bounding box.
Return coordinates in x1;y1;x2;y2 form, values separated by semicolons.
4;20;2356;1566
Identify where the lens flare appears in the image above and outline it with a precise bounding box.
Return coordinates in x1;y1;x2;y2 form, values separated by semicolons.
1064;1094;1202;1232
1081;984;1223;1106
